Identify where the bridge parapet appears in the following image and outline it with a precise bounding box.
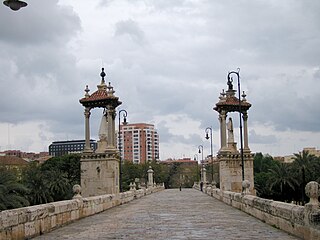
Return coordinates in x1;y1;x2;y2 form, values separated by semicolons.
194;181;320;240
0;185;164;240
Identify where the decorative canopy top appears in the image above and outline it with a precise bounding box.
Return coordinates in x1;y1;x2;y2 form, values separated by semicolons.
79;68;122;108
214;87;251;114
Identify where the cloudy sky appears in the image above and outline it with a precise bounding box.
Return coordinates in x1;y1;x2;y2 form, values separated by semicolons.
1;0;320;159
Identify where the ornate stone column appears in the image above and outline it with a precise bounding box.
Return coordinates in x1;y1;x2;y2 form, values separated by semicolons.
219;110;227;150
243;112;250;151
84;107;92;152
203;166;207;184
147;166;154;187
106;108;116;148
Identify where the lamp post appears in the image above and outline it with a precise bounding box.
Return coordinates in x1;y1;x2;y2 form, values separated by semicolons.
3;0;27;11
198;145;204;182
205;127;214;183
227;68;244;182
194;154;199;182
118;109;127;192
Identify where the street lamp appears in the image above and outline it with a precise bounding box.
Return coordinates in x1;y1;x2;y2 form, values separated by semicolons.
118;109;127;192
3;0;27;11
198;145;204;182
227;68;244;182
205;127;214;184
194;154;199;182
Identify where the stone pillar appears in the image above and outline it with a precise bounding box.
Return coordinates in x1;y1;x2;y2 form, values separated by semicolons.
243;112;250;151
219;111;227;151
84;108;92;153
106;108;116;148
147;166;154;187
203;166;207;184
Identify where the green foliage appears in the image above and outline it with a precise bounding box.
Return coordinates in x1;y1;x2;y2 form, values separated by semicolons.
121;161;143;191
254;151;320;204
41;154;81;186
21;154;81;205
21;163;54;205
121;160;198;190
0;168;29;210
268;163;298;202
254;152;278;174
121;160;171;190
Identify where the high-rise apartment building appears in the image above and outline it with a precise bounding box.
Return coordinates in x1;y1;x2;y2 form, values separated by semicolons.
118;123;159;164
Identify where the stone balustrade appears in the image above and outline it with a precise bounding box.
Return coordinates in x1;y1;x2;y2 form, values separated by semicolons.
194;181;320;240
0;185;164;240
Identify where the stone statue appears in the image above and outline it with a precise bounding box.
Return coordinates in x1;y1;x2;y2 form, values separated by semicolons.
227;117;234;143
96;113;108;153
98;114;108;141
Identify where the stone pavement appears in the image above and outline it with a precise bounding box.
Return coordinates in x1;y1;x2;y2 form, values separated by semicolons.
34;189;299;240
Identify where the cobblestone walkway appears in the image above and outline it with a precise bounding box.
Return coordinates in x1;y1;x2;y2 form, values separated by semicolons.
34;189;299;239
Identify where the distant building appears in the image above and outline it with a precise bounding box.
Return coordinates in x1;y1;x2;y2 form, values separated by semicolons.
118;123;159;164
0;155;29;177
161;158;197;165
0;150;50;162
303;147;320;157
49;140;97;157
274;147;320;163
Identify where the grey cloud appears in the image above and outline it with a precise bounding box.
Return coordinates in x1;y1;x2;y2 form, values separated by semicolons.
248;69;320;132
0;0;81;46
156;121;203;146
114;19;146;44
0;0;83;138
1;0;320;155
249;130;278;144
313;67;320;80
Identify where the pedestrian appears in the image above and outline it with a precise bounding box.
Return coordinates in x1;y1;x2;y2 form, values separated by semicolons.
200;181;203;192
179;184;182;191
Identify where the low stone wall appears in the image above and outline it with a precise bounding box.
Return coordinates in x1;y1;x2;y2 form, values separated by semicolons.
193;182;320;240
0;186;164;240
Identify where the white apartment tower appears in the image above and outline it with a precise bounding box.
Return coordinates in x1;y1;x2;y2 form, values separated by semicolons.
118;123;159;164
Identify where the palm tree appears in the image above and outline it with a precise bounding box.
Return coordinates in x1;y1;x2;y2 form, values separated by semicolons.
292;150;315;205
268;163;298;202
21;165;54;205
0;168;29;210
47;170;71;201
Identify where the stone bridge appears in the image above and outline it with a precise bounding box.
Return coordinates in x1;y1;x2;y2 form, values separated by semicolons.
1;184;320;240
33;189;299;239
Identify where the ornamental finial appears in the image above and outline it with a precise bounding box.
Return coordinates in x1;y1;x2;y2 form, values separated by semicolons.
84;85;90;98
100;68;106;84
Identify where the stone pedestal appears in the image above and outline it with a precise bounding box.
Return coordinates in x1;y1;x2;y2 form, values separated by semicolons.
147;166;154;188
81;152;119;197
218;151;254;193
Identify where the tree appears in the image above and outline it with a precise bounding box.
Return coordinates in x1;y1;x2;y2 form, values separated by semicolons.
268;162;298;202
21;163;53;205
0;167;29;210
21;155;81;205
121;161;143;191
292;150;315;205
47;170;72;201
41;154;81;186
